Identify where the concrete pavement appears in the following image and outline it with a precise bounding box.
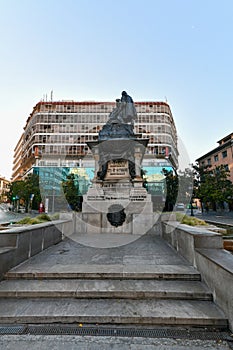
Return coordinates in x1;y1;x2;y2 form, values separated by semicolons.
0;334;232;350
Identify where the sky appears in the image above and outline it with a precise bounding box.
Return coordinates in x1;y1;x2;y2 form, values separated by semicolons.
0;0;233;179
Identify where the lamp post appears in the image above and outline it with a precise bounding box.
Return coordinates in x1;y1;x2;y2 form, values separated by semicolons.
188;183;194;217
52;187;55;213
190;198;194;216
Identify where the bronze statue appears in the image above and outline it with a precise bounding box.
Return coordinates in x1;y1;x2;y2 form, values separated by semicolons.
106;99;124;124
106;91;137;125
120;91;137;124
97;91;137;180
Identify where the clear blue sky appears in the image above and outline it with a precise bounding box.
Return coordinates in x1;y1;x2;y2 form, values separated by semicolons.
0;0;232;178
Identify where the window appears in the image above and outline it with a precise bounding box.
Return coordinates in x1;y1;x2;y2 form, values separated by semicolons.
222;150;227;158
207;158;211;165
214;154;218;162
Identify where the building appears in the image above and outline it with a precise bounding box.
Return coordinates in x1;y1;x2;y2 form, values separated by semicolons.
0;176;10;202
12;134;24;182
12;99;179;210
196;132;233;183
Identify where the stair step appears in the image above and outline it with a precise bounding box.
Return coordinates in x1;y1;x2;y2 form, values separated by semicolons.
0;279;212;299
0;298;227;327
5;264;201;280
0;236;228;329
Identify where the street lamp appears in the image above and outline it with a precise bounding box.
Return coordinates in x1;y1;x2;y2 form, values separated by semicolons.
188;183;194;217
52;187;55;213
190;199;194;216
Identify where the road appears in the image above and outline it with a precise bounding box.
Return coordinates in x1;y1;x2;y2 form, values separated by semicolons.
0;210;25;225
195;210;233;228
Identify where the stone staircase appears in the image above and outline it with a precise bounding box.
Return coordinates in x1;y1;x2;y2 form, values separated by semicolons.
0;234;228;328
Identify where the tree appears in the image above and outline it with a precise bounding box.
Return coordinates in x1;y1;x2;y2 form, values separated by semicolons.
8;180;25;211
24;173;41;211
7;174;41;212
213;165;233;210
162;168;179;211
62;173;81;211
193;164;233;211
176;168;193;206
162;167;194;212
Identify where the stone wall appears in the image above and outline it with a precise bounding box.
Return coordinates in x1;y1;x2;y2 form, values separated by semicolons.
0;219;73;280
161;217;233;331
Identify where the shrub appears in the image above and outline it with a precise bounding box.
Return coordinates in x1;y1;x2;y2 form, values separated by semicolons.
36;214;51;222
17;214;52;225
175;213;207;226
50;213;59;220
30;218;42;225
17;217;32;225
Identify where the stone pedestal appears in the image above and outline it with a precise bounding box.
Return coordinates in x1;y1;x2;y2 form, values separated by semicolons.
78;138;154;235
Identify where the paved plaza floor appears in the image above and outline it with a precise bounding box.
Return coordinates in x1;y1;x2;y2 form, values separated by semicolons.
4;232;197;276
0;334;232;350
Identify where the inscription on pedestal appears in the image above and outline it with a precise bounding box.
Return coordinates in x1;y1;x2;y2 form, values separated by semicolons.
105;160;130;179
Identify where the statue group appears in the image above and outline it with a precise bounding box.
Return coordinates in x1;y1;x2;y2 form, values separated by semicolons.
107;91;137;125
98;91;137;141
97;91;138;180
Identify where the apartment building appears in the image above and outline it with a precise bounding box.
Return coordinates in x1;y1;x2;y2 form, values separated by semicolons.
0;176;10;202
12;100;179;208
12;134;24;182
196;132;233;183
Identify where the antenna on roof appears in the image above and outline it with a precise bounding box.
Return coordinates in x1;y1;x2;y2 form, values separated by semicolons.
51;90;53;101
165;96;168;103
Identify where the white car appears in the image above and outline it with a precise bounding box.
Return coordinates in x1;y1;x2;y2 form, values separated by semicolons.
175;203;185;211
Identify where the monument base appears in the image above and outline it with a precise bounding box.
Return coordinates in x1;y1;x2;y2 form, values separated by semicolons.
75;212;156;235
80;178;154;235
81;111;154;235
